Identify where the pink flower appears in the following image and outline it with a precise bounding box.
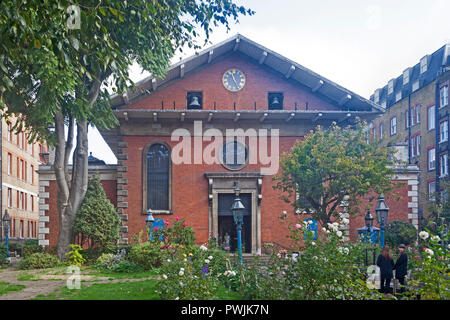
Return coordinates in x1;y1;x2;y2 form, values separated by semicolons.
175;216;180;221
164;221;170;225
183;222;187;227
295;223;302;229
154;227;159;231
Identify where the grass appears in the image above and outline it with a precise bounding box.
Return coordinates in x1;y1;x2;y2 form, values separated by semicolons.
84;266;161;280
0;281;26;295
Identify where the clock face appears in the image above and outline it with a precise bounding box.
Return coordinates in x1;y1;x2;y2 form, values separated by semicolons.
222;68;246;92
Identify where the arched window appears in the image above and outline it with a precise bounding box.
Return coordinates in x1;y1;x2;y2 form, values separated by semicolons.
145;143;170;211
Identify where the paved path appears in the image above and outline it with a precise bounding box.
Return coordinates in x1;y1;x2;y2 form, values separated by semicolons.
0;268;158;300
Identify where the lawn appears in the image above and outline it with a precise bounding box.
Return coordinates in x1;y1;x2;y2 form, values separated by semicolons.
0;281;26;295
30;266;242;300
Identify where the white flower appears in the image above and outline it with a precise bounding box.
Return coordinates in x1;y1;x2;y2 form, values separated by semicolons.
424;248;434;256
342;218;349;225
175;297;179;300
205;259;210;264
336;231;343;238
311;241;316;246
180;267;185;271
223;271;229;276
308;220;313;224
162;274;168;279
431;235;441;242
322;227;327;232
167;259;171;263
208;255;213;260
338;247;349;255
419;231;429;240
179;270;184;276
313;256;318;260
199;245;208;251
184;258;187;262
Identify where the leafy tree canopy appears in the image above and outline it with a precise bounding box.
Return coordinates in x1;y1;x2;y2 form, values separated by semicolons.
274;122;397;226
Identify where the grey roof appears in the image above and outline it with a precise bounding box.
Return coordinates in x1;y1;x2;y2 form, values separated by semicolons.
111;34;383;113
371;44;450;108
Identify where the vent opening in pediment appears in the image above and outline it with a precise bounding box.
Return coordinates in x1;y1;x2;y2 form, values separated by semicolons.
187;92;203;109
268;92;283;110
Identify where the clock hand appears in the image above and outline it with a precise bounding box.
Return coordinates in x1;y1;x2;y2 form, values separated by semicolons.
231;74;239;88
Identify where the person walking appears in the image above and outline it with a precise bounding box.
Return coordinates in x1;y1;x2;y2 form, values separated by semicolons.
377;246;394;294
394;244;408;295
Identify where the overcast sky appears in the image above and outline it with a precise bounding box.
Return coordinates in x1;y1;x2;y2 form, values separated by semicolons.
88;0;450;164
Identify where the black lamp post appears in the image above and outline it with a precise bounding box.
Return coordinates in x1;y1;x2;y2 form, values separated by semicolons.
146;209;155;242
375;194;389;248
231;183;245;265
2;210;10;258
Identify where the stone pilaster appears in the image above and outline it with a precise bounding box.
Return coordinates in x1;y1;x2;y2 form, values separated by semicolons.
116;140;129;245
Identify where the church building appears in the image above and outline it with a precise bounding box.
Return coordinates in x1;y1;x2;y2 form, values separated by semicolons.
38;35;418;252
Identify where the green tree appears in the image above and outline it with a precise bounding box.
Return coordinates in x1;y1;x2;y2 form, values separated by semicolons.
274;122;396;226
0;0;253;258
73;176;121;250
385;220;417;247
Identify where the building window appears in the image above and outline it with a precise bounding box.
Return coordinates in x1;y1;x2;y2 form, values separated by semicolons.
7;188;12;208
428;180;436;201
440;154;448;177
31;164;34;184
403;68;410;85
416;105;420;124
441;85;449;108
412;81;419;92
372;126;376;140
428;147;435;170
411;135;420;157
31;195;34;212
405;110;410;128
440;120;449;142
395;91;402;102
268;92;284;110
381;100;387;108
388;80;394;95
187;92;202;109
390;117;397;135
19;220;24;238
374;89;380;104
379;123;384;140
7;153;12;175
145;143;170;212
420;56;428;74
428;105;435;130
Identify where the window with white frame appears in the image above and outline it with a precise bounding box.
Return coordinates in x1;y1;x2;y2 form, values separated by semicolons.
403;69;410;85
416;105;421;124
428;105;435;130
428;147;435;170
411;136;416;157
7;188;12;208
428;181;436;201
441;85;449;108
405;110;409;128
381;100;387;108
416;135;421;156
374;89;380;104
440;154;448;177
440;120;449;142
420;56;428;74
388;80;394;95
395;91;402;102
412;81;420;92
390;117;397;135
379;123;384;140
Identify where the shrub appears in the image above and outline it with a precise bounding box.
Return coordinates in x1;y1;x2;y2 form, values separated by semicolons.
18;253;62;270
23;240;43;257
128;241;164;270
96;253;114;265
385;220;417;247
73;176;121;249
65;244;86;267
0;243;8;265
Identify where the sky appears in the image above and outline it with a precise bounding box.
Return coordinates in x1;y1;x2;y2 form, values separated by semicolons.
87;0;450;164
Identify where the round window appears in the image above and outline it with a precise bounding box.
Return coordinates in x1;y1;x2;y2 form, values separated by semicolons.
220;141;248;170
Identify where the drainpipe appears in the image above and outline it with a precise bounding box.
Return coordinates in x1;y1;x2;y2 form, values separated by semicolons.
408;94;412;164
435;77;441;206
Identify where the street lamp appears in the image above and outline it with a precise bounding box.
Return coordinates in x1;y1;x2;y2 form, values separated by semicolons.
146;209;155;242
375;194;389;249
2;210;10;258
231;183;245;265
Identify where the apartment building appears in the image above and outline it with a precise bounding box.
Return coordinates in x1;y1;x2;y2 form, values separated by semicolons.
370;43;450;220
1;116;46;242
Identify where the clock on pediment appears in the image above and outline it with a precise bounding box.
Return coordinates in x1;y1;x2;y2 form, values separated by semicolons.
222;68;246;92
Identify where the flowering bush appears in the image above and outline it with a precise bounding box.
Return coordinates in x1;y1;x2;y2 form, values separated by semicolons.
128;241;165;270
235;215;382;300
156;244;228;299
408;226;449;300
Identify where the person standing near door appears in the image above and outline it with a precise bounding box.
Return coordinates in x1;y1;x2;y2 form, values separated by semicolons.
377;246;394;294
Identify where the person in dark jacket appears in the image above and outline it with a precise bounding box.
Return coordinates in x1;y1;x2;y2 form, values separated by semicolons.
377;246;394;294
394;244;408;294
